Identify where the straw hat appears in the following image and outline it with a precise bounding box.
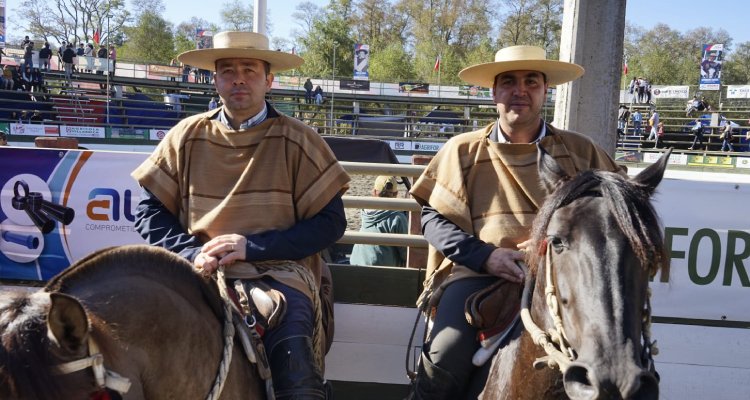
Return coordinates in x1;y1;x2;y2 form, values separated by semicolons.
177;31;303;73
458;45;584;88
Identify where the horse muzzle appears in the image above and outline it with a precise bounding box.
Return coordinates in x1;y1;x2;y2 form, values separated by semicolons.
562;361;659;400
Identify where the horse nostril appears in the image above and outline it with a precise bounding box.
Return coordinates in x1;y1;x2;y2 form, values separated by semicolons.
626;371;659;400
563;364;598;400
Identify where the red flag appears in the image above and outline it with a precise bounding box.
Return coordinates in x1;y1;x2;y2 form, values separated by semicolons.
434;56;441;72
93;30;100;45
623;60;628;76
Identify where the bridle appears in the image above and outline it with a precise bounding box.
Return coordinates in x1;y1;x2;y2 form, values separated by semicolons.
53;337;132;397
519;238;659;375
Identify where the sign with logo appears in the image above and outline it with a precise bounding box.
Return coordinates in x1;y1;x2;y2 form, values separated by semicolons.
149;129;168;141
698;43;723;90
0;148;147;280
353;44;370;80
459;85;491;98
9;123;59;137
726;85;750;99
650;85;690;99
399;82;429;94
61;125;106;138
340;79;370;91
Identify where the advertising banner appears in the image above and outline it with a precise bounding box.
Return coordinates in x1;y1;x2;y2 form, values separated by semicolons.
340;79;370;91
0;148;146;281
9;123;60;137
398;82;429;94
458;85;491;98
353;44;370;81
61;125;106;138
650;85;690;99
699;43;723;90
726;85;750;99
195;29;213;49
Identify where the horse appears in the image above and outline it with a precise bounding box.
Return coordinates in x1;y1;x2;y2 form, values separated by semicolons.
0;244;265;400
480;147;670;400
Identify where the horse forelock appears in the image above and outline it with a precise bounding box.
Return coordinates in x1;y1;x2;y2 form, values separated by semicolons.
0;292;69;400
526;170;665;277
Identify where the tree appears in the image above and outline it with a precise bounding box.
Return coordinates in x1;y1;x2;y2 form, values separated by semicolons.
119;11;175;64
369;42;415;82
220;0;253;31
723;41;750;84
298;0;355;78
14;0;128;46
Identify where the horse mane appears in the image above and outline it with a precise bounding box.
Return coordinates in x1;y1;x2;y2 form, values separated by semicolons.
0;245;224;400
526;170;666;277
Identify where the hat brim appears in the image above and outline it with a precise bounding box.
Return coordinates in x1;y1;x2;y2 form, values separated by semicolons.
458;59;584;88
177;48;304;73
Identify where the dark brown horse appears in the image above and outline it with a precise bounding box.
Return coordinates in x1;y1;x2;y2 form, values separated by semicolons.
481;147;669;400
0;245;265;400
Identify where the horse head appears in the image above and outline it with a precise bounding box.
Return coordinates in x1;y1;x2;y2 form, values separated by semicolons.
521;146;670;400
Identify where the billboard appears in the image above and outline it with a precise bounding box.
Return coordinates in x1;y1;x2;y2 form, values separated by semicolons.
699;43;724;90
196;29;213;49
353;43;369;80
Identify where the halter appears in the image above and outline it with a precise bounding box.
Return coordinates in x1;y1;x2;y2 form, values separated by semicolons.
520;239;659;374
53;337;132;396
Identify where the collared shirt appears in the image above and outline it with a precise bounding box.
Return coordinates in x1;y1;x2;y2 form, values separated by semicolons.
422;119;548;272
216;103;268;130
489;118;547;143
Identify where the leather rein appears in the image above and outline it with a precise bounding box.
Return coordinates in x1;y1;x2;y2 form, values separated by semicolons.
53;337;132;396
519;239;659;374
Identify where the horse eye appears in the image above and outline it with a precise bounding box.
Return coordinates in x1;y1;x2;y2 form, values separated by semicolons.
548;236;565;253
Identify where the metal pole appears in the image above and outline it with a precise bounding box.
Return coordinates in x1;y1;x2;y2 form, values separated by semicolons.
253;0;267;35
331;43;336;134
106;14;110;124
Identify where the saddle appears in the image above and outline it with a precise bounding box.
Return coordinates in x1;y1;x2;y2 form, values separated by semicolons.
464;279;522;365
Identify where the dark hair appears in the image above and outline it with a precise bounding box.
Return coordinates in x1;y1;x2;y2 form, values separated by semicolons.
0;130;7;141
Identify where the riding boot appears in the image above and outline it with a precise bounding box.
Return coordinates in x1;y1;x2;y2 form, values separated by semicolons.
270;336;327;400
405;351;462;400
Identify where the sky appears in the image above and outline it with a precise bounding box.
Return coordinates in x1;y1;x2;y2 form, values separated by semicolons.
153;0;750;47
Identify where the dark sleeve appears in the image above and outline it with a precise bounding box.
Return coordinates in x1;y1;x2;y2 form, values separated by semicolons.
420;204;495;273
134;187;202;262
243;194;346;261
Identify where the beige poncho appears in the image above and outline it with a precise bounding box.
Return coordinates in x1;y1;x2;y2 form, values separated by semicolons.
132;107;350;298
410;122;625;307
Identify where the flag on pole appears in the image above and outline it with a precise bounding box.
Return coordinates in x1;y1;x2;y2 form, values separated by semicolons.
623;60;628;76
93;30;100;45
434;55;441;72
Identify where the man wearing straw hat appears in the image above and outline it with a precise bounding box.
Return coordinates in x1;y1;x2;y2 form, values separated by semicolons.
408;45;624;399
132;31;349;399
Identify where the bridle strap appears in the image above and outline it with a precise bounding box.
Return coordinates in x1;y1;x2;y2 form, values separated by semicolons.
519;241;575;372
53;338;132;394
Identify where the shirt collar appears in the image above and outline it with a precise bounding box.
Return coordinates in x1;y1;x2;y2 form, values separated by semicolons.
490;119;547;143
215;102;268;130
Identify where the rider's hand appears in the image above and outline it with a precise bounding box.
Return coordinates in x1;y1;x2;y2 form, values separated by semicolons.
483;247;525;283
201;233;248;267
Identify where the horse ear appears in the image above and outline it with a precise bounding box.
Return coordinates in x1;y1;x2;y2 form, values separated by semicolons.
47;293;90;355
537;143;569;193
632;148;671;196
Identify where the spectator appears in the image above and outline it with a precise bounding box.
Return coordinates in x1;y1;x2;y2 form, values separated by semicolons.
208;96;218;110
688;118;705;150
1;65;12;90
109;45;117;77
646;106;659;141
349;176;408;267
31;68;44;92
181;63;190;82
636;77;646;103
314;85;323;105
23;41;34;69
653;121;664;149
84;43;94;73
617;104;630;135
720;120;735;152
632;109;642;135
62;43;76;81
38;42;52;71
30;110;43;123
77;43;85;56
0;129;7;146
97;45;107;88
57;41;67;71
304;78;313;103
21;66;33;91
685;95;707;117
21;36;31;48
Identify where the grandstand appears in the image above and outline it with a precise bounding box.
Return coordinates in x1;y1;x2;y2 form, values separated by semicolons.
2;45;750;166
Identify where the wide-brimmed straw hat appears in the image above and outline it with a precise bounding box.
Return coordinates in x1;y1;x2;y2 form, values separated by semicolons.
458;45;584;88
177;31;303;73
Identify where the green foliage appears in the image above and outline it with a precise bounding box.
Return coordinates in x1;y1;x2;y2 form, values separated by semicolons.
119;11;175;64
220;0;254;31
369;43;416;82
